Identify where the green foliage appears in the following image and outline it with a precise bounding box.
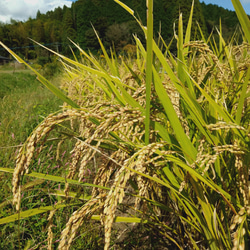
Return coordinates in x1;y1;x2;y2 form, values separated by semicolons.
0;72;62;167
201;1;240;42
28;50;37;59
0;0;240;57
0;72;66;249
41;60;62;78
37;56;50;66
0;72;37;98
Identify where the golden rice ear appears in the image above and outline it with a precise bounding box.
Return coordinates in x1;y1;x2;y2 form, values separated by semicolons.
13;112;68;211
59;194;106;250
47;209;57;250
230;207;247;250
235;154;249;207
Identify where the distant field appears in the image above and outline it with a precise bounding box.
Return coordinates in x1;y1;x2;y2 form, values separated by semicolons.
0;72;38;98
0;69;35;74
0;71;62;166
0;63;35;74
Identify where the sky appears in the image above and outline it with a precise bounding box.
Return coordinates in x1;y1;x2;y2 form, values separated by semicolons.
201;0;250;15
0;0;249;23
0;0;75;23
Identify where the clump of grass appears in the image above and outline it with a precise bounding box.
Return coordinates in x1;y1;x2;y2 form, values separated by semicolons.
0;72;62;167
0;0;249;249
0;72;65;248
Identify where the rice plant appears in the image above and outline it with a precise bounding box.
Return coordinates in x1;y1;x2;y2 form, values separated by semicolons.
0;0;249;249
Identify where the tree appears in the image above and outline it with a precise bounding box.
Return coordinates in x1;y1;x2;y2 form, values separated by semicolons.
74;0;91;47
53;7;64;22
36;10;42;19
201;2;239;42
63;8;76;40
32;19;45;42
105;23;130;51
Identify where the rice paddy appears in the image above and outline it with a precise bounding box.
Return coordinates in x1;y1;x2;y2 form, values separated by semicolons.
0;0;249;249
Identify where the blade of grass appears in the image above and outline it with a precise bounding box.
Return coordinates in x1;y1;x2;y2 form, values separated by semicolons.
152;66;197;161
231;0;250;42
236;67;250;124
0;203;80;225
184;0;194;48
0;42;79;109
0;167;110;190
145;0;154;145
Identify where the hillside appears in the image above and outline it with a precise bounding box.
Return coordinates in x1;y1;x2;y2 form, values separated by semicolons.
0;0;241;58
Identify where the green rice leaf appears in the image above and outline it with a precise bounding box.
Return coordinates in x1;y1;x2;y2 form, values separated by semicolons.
0;203;80;225
145;0;154;145
162;155;240;209
177;13;195;95
114;0;134;15
0;42;79;109
40;189;91;201
91;25;118;76
152;36;216;146
216;27;237;75
231;0;250;42
91;215;145;223
153;66;197;161
0;167;110;190
184;0;194;47
236;67;250;124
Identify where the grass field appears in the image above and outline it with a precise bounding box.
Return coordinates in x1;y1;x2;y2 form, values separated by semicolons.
0;70;62;155
0;70;65;249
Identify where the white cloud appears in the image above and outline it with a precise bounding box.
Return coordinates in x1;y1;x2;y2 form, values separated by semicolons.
0;0;73;23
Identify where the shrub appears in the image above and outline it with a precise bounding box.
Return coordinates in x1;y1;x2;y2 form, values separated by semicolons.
37;56;51;66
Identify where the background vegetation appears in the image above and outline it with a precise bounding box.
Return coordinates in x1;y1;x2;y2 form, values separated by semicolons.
0;68;67;248
0;0;244;57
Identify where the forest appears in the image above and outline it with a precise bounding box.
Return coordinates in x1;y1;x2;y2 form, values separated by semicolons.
0;0;242;59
